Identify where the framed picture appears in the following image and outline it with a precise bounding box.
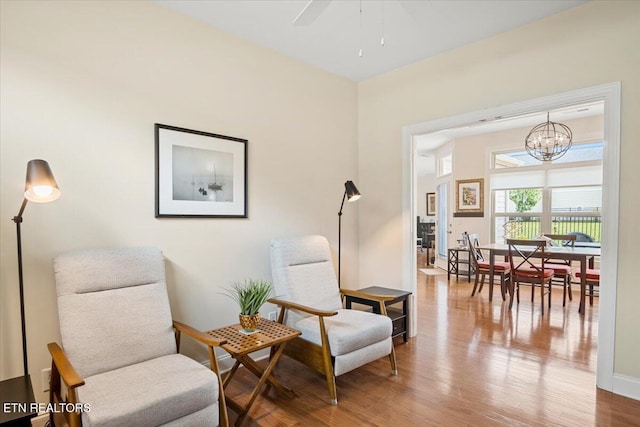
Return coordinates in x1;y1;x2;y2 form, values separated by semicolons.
155;124;248;218
454;178;484;217
426;192;436;216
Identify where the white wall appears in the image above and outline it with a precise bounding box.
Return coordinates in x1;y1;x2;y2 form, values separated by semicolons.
416;173;436;218
358;0;640;382
0;1;358;402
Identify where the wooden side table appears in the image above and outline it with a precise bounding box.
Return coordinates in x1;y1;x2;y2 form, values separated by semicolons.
206;318;300;426
0;376;37;427
344;286;412;343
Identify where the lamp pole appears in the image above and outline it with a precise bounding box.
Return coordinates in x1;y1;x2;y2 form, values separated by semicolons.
12;199;29;376
338;192;347;288
337;180;361;288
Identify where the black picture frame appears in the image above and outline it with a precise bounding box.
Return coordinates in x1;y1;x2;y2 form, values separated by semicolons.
155;124;248;218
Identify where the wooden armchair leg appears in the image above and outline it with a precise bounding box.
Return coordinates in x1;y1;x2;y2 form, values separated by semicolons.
324;368;338;406
389;346;398;376
318;317;338;405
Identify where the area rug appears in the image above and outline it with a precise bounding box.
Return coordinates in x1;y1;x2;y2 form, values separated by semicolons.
419;268;446;276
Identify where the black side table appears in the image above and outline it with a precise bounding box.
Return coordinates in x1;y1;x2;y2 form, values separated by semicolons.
0;375;38;427
448;247;473;282
344;286;412;343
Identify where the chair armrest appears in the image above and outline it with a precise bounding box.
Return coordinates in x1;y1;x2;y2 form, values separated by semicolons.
340;288;396;302
47;343;85;389
268;298;338;317
172;322;229;427
173;320;226;347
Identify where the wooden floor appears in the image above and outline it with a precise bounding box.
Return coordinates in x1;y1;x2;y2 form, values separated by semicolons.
225;261;640;426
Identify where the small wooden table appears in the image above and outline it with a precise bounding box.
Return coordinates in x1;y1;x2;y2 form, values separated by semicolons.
206;318;300;426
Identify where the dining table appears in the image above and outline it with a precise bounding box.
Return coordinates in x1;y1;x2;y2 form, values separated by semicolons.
478;243;601;315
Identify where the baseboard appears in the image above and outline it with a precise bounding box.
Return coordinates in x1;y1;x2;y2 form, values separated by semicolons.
613;373;640;401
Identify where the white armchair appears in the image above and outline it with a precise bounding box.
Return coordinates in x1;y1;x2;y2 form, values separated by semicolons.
48;247;228;427
268;235;397;405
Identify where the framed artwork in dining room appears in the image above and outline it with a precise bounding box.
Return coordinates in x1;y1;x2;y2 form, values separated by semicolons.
454;178;484;217
426;192;436;216
155;124;248;218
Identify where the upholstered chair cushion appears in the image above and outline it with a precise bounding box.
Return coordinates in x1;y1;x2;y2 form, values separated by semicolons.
78;354;218;427
575;268;601;281
54;247;176;378
294;309;392;356
476;261;510;271
271;235;342;326
545;264;573;275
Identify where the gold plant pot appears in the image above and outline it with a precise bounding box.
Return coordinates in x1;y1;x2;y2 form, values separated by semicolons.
239;314;260;332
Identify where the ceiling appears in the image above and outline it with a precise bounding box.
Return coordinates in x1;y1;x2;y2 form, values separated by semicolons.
154;0;586;82
414;101;604;175
152;0;594;176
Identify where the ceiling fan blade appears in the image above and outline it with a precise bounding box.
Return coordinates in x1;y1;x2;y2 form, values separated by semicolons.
293;0;332;26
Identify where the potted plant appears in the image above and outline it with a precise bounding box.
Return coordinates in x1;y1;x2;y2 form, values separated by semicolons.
223;279;273;332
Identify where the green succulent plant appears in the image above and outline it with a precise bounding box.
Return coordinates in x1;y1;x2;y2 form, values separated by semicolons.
222;279;273;315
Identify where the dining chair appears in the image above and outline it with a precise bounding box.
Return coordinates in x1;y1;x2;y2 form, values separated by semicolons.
468;234;510;302
506;239;555;314
542;233;577;306
575;268;600;305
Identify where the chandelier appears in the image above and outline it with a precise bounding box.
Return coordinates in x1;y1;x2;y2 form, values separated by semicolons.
524;112;573;161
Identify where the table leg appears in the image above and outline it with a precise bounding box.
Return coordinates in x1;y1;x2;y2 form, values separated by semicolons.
237;351;295;398
579;256;587;315
345;297;352;309
489;251;496;298
222;360;242;388
403;298;409;343
231;342;291;426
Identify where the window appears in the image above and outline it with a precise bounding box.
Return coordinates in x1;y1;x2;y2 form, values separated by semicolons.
493;141;603;169
551;186;602;241
438;153;452;177
494;188;542;241
490;143;602;243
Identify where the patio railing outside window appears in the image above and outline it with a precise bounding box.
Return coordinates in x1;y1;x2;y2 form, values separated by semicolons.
495;216;601;242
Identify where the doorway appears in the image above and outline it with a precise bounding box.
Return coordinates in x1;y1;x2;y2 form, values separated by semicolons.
404;82;620;393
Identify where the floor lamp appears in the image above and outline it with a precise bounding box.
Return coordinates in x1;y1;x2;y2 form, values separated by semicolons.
337;180;361;288
12;159;61;376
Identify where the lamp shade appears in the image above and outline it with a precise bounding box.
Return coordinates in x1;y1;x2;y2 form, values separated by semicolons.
24;159;61;203
345;180;361;202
